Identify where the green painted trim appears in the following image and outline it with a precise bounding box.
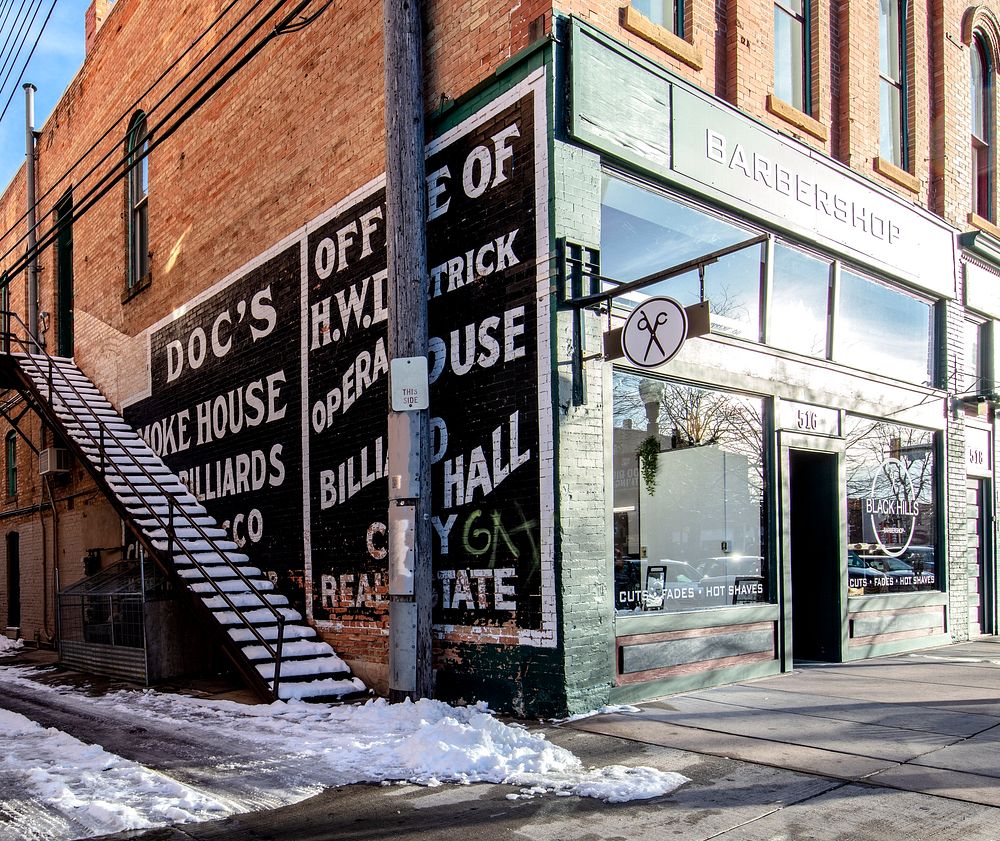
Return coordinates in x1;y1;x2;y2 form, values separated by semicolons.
846;592;948;612
842;633;951;661
960;230;1000;271
608;659;780;704
615;604;780;636
429;37;552;135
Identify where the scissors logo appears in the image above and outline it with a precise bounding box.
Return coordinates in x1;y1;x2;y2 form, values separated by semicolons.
620;297;688;368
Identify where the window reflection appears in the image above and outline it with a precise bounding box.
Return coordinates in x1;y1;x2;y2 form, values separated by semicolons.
845;418;938;596
612;373;769;613
769;244;830;356
834;270;933;385
601;176;763;339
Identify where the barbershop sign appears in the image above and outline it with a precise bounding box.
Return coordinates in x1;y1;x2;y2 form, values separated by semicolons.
670;87;955;298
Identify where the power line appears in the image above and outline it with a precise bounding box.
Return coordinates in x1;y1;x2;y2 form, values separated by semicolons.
1;0;326;291
0;0;265;267
0;0;42;104
0;0;56;129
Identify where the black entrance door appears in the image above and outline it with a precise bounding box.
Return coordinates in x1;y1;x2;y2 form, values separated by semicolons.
789;450;841;662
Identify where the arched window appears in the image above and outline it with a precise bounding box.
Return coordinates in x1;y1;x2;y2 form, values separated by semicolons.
125;112;149;289
971;34;993;220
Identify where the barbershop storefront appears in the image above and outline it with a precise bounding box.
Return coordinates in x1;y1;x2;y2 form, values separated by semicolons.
558;20;973;703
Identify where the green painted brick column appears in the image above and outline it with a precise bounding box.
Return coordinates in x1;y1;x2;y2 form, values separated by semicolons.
552;140;617;714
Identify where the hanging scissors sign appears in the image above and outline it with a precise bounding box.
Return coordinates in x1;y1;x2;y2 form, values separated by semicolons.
621;297;689;368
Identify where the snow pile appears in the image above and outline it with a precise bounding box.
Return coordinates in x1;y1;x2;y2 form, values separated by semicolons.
0;666;688;839
0;635;22;655
0;707;229;836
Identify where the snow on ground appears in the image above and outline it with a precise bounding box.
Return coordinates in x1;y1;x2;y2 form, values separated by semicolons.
0;636;22;656
0;707;229;836
0;664;688;840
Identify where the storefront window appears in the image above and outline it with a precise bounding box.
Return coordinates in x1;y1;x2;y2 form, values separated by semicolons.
845;418;939;596
834;270;934;385
768;244;831;357
612;372;770;613
601;175;763;340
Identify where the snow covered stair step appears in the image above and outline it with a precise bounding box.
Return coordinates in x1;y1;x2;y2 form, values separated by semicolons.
177;566;262;581
253;655;351;681
241;639;332;661
211;607;301;625
190;578;275;593
144;526;229;541
276;677;367;701
201;592;289;610
228;624;316;643
176;551;251;566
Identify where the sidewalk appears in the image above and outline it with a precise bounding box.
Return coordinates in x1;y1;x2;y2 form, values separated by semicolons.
10;639;1000;840
571;639;1000;809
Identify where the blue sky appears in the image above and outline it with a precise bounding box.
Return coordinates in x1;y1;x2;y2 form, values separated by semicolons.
0;0;90;191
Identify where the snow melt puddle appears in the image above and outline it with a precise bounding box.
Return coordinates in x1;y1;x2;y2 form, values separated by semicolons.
0;666;687;838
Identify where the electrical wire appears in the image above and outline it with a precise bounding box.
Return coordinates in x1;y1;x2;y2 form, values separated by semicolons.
0;0;42;107
0;0;57;129
0;0;326;287
0;0;268;268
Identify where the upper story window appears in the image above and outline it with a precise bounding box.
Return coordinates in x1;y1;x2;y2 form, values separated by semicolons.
774;0;808;112
971;34;993;221
631;0;682;36
5;431;16;497
879;0;907;168
125;112;149;290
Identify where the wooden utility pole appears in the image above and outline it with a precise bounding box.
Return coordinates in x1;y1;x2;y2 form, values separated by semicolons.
384;0;433;701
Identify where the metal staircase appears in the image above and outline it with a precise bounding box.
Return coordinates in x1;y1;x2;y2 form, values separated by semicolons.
0;322;366;704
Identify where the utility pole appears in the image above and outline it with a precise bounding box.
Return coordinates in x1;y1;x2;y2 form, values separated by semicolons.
384;0;433;701
24;83;39;350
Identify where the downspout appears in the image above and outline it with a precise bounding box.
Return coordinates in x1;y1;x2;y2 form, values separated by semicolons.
24;83;39;350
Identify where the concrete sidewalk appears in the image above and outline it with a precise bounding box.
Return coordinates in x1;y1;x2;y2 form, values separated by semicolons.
75;639;1000;841
570;639;1000;810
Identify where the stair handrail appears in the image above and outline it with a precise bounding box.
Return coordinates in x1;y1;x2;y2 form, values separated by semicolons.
0;312;286;698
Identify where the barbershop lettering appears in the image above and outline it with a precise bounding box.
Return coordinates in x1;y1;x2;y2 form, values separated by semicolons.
706;129;901;244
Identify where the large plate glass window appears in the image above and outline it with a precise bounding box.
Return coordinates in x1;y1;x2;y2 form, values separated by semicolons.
768;243;831;356
845;418;938;595
601;175;764;340
834;269;935;385
612;372;770;613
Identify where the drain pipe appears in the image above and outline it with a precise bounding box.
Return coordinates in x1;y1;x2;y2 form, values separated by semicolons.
24;83;39;351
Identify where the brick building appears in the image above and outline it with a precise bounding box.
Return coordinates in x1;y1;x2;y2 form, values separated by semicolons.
0;0;997;715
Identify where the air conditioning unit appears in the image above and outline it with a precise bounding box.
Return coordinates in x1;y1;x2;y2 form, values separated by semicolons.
39;447;70;475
